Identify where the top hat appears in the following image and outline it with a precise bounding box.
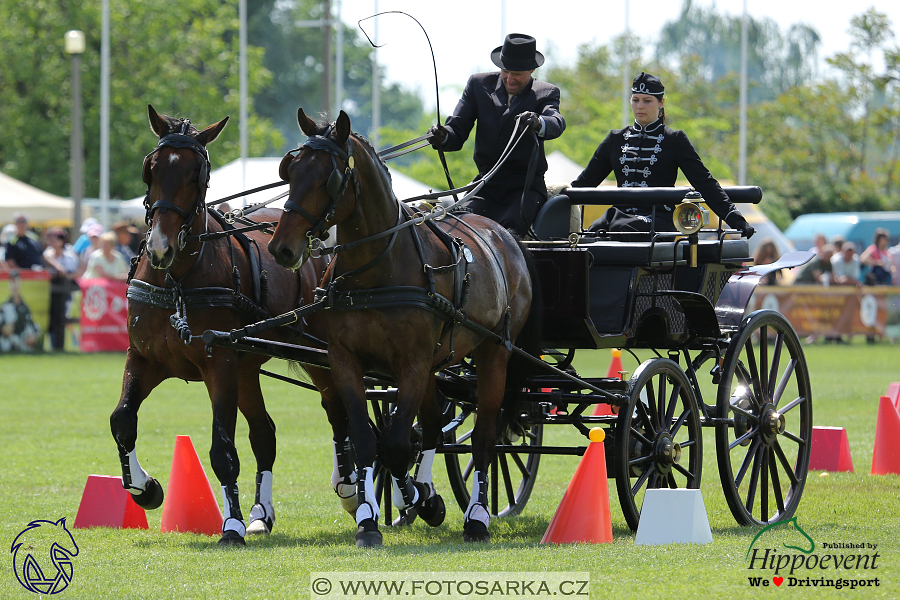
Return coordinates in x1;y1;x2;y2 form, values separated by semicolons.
491;34;544;71
632;72;665;97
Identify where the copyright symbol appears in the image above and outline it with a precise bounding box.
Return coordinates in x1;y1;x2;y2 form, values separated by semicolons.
312;577;332;595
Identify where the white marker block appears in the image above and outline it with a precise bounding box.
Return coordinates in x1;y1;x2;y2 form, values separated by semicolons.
634;489;713;545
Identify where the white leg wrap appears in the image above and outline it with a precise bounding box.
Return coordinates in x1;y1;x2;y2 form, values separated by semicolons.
332;437;358;514
354;467;379;525
125;450;150;493
463;470;490;528
248;471;275;526
221;486;246;537
414;449;436;485
391;475;420;510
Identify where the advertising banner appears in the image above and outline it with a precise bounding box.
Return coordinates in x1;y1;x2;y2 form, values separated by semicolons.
78;278;129;352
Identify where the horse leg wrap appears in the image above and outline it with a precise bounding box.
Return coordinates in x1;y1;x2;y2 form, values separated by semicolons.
354;466;379;526
463;470;490;541
391;473;420;510
331;437;358;514
119;449;150;492
247;471;275;535
221;482;246;538
414;449;436;487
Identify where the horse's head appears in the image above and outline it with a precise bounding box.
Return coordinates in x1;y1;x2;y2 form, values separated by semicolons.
268;108;359;270
143;104;228;270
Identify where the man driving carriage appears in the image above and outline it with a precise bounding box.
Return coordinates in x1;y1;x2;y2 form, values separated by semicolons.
429;33;566;237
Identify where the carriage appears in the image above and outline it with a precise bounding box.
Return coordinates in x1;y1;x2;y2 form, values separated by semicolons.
205;159;814;535
123;107;813;546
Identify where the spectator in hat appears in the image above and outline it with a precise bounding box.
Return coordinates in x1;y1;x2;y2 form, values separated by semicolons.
3;212;44;270
571;72;753;240
112;220;140;261
428;33;566;237
79;223;104;265
72;217;99;256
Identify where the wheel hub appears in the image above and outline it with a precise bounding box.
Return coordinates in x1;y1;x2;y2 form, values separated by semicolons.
653;433;681;474
761;404;786;443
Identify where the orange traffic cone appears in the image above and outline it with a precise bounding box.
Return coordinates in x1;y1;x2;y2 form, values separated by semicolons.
73;474;149;530
593;349;625;416
809;426;854;472
871;396;900;476
541;427;613;544
160;435;223;535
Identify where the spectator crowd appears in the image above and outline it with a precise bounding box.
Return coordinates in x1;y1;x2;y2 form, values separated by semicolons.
1;212;141;352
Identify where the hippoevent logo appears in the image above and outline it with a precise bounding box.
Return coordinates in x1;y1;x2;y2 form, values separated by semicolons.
745;518;880;590
10;518;80;594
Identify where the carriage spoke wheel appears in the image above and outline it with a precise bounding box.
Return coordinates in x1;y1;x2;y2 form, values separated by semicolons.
716;309;812;527
615;357;702;532
443;401;542;518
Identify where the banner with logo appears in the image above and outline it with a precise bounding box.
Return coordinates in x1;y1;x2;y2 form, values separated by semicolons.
0;270;49;353
79;278;129;352
749;286;900;337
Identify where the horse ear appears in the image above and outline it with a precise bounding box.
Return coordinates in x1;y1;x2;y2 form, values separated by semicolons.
197;116;229;147
297;107;317;137
148;104;168;138
335;111;351;145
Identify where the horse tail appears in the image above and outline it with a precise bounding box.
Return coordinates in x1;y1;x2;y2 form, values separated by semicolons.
498;241;543;435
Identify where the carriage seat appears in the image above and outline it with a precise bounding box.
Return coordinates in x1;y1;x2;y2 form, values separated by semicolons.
532;193;576;240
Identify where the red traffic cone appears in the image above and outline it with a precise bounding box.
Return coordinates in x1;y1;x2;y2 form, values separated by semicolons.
593;349;625;416
888;382;900;412
541;428;613;544
809;426;854;472
160;435;223;535
871;396;900;476
73;475;149;530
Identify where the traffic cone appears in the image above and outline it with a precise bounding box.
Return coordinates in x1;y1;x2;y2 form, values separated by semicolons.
73;474;149;530
541;428;613;544
809;426;854;472
160;435;223;535
871;396;900;476
888;382;900;412
593;349;624;416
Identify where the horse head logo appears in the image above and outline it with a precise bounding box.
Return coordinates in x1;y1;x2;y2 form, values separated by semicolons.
10;518;80;594
746;517;815;559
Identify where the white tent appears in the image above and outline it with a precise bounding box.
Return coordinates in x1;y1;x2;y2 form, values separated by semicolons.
544;150;585;185
119;157;435;219
0;171;77;226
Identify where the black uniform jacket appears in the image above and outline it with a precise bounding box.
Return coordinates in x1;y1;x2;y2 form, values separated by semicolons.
571;119;747;229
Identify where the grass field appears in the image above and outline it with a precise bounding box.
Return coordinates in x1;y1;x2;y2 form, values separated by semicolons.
1;342;898;599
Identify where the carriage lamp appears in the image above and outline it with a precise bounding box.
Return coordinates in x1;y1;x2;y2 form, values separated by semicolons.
673;190;710;267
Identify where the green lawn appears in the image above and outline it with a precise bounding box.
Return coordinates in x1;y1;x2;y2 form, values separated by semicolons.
1;342;898;599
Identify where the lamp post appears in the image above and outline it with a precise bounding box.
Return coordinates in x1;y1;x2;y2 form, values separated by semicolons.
65;30;85;231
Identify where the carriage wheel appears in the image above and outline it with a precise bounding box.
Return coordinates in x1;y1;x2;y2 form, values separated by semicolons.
442;401;542;517
716;309;812;527
614;357;702;532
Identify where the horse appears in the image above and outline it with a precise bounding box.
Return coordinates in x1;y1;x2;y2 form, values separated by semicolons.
267;108;541;546
109;105;353;546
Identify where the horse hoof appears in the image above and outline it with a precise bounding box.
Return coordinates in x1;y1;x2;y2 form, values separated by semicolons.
392;509;417;527
130;477;164;510
355;519;383;548
462;521;490;543
217;530;246;547
246;517;273;536
418;494;446;527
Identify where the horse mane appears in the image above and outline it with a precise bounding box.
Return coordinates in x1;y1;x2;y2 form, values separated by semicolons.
305;115;395;198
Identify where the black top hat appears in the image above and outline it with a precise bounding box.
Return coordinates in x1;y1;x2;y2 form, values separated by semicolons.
631;72;665;97
491;33;544;71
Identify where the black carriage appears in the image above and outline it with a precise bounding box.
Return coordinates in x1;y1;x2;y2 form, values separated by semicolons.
207;183;814;533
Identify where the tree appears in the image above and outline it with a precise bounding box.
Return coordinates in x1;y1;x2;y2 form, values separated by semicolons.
0;0;282;202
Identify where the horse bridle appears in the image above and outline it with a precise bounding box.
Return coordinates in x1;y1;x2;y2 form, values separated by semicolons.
142;119;211;247
280;125;360;242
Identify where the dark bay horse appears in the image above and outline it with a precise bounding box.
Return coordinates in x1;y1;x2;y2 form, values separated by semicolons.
109;106;352;546
268;108;540;546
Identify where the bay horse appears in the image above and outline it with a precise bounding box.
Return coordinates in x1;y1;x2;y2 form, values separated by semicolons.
268;108;540;546
109;106;354;546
